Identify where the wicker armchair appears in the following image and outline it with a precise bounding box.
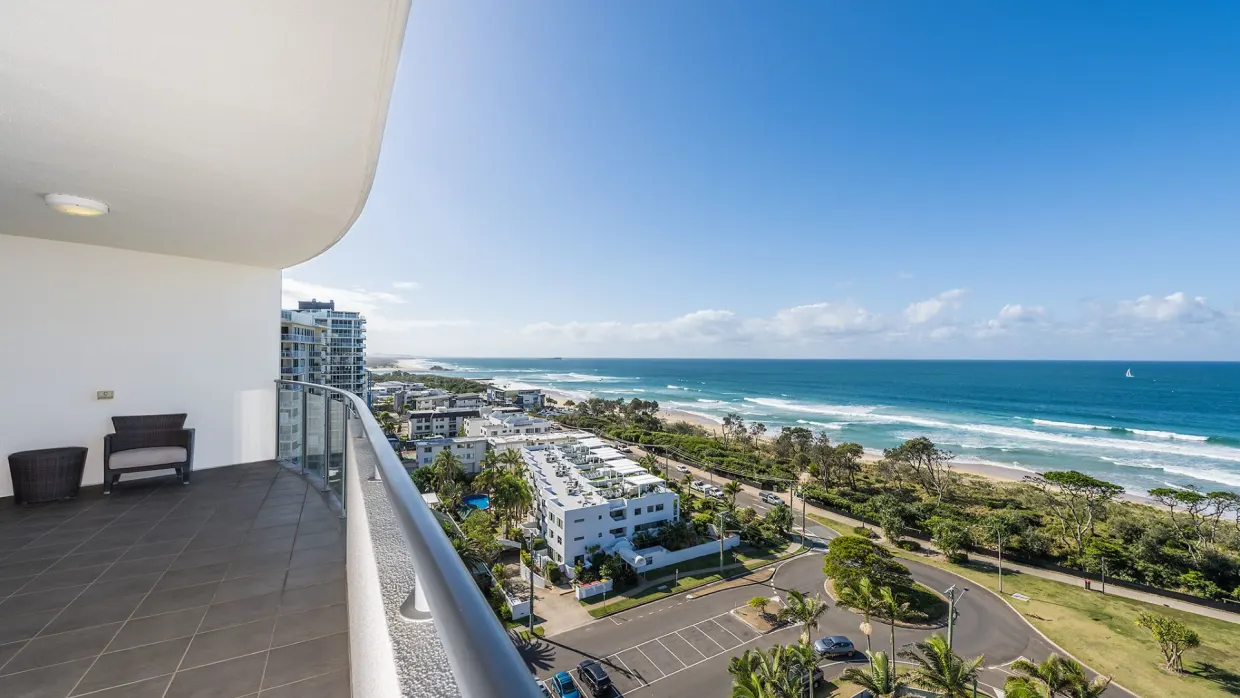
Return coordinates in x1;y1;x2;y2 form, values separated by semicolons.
103;414;195;493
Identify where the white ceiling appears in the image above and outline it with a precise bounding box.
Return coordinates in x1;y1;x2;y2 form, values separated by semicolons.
0;0;410;268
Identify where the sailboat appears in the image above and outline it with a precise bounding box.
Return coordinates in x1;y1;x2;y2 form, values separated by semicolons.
1125;368;1134;378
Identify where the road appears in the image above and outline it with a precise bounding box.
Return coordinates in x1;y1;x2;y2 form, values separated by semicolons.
520;440;1134;697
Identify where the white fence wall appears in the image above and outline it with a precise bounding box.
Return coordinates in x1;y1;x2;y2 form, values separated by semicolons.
639;535;740;572
519;560;548;589
576;578;613;600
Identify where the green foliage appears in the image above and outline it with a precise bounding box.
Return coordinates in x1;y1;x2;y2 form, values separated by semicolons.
372;371;489;394
822;535;914;589
928;516;970;562
1135;612;1202;673
840;651;906;698
898;634;984;698
764;503;794;536
852;525;877;538
747;596;770;616
777;589;830;643
409;466;436;493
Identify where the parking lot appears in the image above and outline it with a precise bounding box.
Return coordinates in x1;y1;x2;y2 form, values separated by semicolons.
537;611;765;695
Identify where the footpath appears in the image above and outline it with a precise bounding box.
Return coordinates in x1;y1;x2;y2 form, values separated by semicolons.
631;444;1240;625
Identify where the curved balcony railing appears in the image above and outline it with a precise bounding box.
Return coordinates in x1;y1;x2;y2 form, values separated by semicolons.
274;380;540;698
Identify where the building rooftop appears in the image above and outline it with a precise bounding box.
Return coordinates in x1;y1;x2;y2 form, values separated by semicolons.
524;441;668;511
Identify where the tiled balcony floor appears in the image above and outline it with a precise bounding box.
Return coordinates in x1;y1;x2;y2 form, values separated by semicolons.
0;461;348;698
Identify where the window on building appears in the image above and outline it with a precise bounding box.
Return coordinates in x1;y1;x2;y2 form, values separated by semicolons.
633;508;640;517
573;518;584;524
655;504;664;511
573;536;584;541
609;527;625;536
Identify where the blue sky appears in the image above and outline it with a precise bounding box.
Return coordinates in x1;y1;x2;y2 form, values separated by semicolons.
284;1;1240;359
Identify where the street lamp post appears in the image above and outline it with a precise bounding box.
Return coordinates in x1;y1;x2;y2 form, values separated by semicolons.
944;585;969;649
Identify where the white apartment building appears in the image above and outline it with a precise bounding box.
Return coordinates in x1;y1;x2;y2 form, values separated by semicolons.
487;430;593;455
278;310;326;458
466;412;553;438
408;408;482;438
294;299;367;398
524;440;679;570
486;383;545;410
409;436;489;474
414;392;484;411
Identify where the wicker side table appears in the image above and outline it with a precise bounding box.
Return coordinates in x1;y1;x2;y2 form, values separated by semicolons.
7;447;88;504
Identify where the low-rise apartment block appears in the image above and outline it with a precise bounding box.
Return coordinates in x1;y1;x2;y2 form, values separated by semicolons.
466;412;553;438
409;436;489;473
408;408;481;438
523;439;679;571
487;383;545;410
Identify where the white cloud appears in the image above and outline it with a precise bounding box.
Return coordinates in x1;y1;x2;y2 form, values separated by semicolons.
281;278;405;316
977;303;1049;338
392;281;421;290
764;302;884;340
1114;292;1218;324
524;302;883;349
904;289;967;325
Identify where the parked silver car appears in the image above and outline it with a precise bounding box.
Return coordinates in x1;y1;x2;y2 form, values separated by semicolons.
813;635;856;658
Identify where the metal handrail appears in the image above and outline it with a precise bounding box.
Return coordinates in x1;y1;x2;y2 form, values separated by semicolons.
275;380;540;698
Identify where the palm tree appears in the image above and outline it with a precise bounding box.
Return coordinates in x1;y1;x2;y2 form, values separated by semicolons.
778;589;830;645
432;449;463;491
898;634;984;698
723;481;743;509
491;473;533;536
1006;654;1112;698
878;586;919;665
1055;657;1113;698
840;651;906;698
452;534;495;574
473;463;503;495
639;453;660;474
837;578;883;653
437;480;463;513
1007;655;1071;697
498;448;527;477
480;450;500;471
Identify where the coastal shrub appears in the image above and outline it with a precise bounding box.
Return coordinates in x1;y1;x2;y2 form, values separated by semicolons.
852;526;877;539
896;540;922;552
822;536;913;588
691;512;715;536
546;565;562;585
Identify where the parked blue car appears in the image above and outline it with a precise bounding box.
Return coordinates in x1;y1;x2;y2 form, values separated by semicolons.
552;671;582;698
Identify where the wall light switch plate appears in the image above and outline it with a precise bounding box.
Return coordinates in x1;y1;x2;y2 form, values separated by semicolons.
96;390;114;400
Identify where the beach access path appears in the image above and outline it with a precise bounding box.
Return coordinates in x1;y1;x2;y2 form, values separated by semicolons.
629;444;1240;626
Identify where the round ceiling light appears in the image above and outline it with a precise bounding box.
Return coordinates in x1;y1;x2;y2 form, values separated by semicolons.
44;194;110;217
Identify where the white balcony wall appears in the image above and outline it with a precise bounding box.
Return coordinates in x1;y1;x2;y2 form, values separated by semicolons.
0;234;278;498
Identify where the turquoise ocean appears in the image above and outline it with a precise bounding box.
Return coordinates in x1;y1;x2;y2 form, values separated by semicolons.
401;359;1240;495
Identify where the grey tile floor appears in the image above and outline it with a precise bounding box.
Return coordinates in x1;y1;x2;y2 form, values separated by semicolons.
0;461;348;698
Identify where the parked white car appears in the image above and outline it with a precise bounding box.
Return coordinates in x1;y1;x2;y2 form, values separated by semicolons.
690;480;709;492
675;464;690;474
759;491;783;505
707;486;725;498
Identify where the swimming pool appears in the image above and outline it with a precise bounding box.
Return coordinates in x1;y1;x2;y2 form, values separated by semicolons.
461;494;490;511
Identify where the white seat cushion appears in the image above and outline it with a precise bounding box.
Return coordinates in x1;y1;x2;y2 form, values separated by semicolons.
110;446;187;469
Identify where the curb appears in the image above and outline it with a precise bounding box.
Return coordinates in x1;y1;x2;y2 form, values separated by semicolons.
587;547;811;619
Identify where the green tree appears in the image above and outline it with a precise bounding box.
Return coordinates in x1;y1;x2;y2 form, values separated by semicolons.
840;651;906;698
777;589;830;644
1024;471;1124;555
879;586;923;663
747;596;770;618
1005;655;1073;697
928;516;971;563
885;437;957;504
723;481;744;510
822;536;914;589
898;634;984;698
765;503;794;536
639;452;661;474
491;473;533;537
1055;657;1113;698
437;480;463;512
432;449;463;492
452;534;496;573
836;578;883;653
1148;486;1240;564
1135;612;1200;673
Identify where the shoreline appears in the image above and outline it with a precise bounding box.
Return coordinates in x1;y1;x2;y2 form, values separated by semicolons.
542;387;1153;503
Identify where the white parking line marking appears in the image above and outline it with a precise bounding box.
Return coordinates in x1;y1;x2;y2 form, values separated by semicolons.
711;617;745;644
676;631;708;659
611;653;639;684
693;622;728;651
635;646;666;678
657;638;687;667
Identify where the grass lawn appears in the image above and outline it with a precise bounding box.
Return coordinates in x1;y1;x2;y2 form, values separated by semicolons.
582;541;804;618
807;513;1240;698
